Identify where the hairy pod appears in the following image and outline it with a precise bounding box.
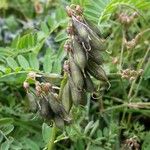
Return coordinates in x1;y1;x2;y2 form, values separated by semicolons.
87;29;106;51
88;49;104;65
71;16;91;50
47;92;71;122
72;36;87;72
61;80;72;113
27;92;38;112
84;18;102;38
72;16;89;40
87;60;108;82
39;97;54;119
69;53;84;90
84;71;94;92
69;77;87;106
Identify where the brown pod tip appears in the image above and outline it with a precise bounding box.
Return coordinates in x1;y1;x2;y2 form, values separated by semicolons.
63;60;70;73
66;25;74;35
66;6;74;17
42;82;52;93
75;5;83;15
64;40;72;52
23;81;29;91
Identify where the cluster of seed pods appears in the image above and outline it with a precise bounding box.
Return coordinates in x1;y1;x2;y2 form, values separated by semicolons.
60;5;108;113
24;5;108;128
24;72;71;128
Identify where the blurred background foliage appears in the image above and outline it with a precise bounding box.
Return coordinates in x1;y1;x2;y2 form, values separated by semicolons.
0;0;150;150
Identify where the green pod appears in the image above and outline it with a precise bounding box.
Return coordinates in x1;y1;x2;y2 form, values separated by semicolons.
87;60;108;82
27;92;38;112
72;36;87;72
69;53;84;90
61;80;72;113
47;92;71;122
72;16;89;41
71;16;91;50
88;49;104;65
69;77;87;106
84;18;102;38
87;28;106;51
84;71;94;92
39;97;54;119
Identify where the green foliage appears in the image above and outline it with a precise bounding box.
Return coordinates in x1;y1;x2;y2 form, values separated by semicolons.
0;0;150;149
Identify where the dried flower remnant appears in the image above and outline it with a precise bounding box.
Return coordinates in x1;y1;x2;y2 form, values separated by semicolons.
121;69;144;80
112;57;119;65
34;1;43;14
23;81;29;91
75;5;83;15
118;12;138;26
122;137;140;150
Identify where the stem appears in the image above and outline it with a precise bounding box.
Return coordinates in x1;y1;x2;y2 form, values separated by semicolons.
127;46;150;124
86;142;91;150
120;78;128;100
119;29;127;124
133;59;150;98
103;102;150;113
86;93;91;120
103;104;127;112
0;130;9;141
119;29;125;73
47;123;57;150
128;46;150;101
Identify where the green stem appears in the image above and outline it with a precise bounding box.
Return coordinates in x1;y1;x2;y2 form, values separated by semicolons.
127;46;150;124
119;29;125;73
119;29;127;124
120;78;128;100
47;123;57;150
103;104;127;112
86;93;91;120
133;60;150;98
128;46;150;101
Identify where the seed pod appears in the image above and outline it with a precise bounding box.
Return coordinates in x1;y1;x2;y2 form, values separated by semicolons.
39;97;54;119
88;49;104;65
69;53;84;90
87;29;106;51
87;60;108;82
84;71;94;92
72;36;87;72
61;80;72;113
54;115;65;129
83;18;102;38
72;16;88;40
69;77;87;106
71;16;91;50
47;92;71;122
27;92;38;112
